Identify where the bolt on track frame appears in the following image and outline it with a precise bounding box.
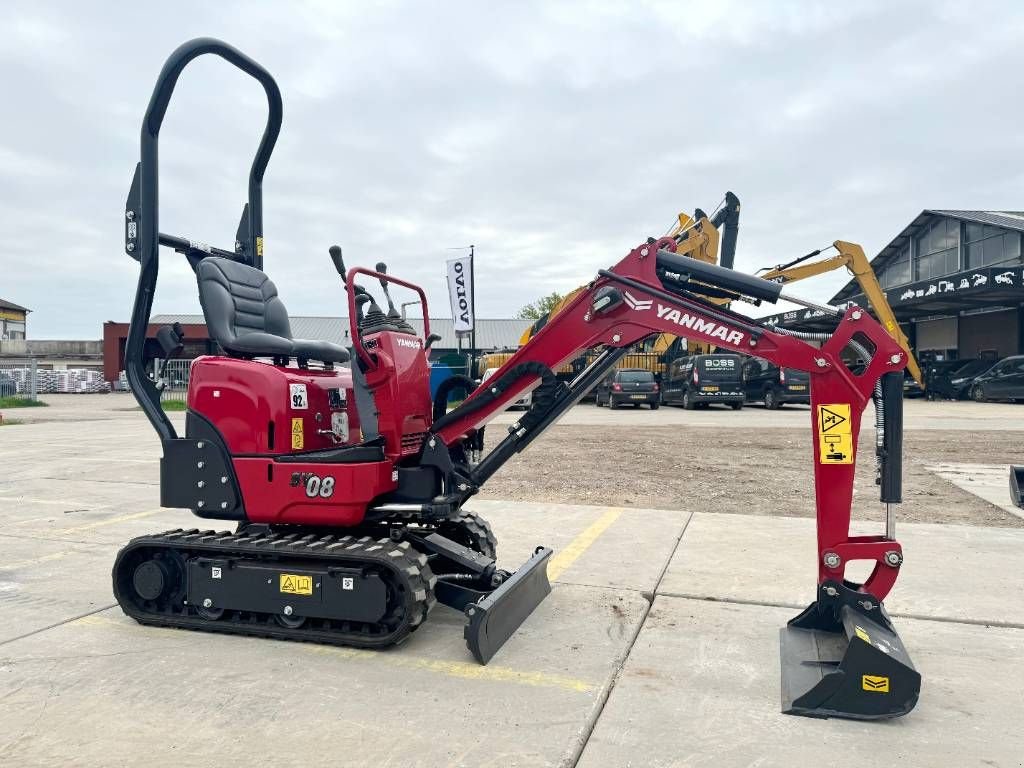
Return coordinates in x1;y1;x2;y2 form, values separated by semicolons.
434;237;908;602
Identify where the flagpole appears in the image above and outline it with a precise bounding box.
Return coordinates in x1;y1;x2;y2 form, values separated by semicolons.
469;244;476;379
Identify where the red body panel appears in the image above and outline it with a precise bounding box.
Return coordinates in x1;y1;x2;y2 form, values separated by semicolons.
189;356;358;455
185;324;433;527
233;457;396;526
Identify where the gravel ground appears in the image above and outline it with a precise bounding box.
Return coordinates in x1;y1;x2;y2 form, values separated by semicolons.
479;425;1023;528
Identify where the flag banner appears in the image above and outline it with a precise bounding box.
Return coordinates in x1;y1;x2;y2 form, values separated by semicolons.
446;253;474;333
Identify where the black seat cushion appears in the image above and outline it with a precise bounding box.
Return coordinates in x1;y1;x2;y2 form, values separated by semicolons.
196;257;349;364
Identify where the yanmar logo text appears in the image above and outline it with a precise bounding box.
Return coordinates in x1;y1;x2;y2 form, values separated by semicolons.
396;337;422;349
623;291;745;346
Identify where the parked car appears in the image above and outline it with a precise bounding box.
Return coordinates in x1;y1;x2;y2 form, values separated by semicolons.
742;358;809;409
0;372;15;397
480;367;532;409
662;354;743;410
928;359;997;401
594;368;660;409
902;370;925;399
968;356;1024;403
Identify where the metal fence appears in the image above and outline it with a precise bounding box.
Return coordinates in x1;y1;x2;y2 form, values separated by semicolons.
0;359;38;402
159;359;192;404
0;360;112;402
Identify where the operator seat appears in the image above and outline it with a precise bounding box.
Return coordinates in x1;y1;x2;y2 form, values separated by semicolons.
196;257;350;364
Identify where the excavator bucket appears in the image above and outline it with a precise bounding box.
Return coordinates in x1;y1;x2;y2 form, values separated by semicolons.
780;581;920;720
1011;466;1024;509
464;546;553;664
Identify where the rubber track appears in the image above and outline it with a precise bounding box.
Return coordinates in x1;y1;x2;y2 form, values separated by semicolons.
113;528;437;650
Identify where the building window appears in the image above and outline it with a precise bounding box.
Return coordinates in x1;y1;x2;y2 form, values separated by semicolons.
881;244;911;288
915;218;959;281
965;223;1021;269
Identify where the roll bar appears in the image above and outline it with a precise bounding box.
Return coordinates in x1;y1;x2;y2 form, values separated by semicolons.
345;267;431;370
124;37;283;441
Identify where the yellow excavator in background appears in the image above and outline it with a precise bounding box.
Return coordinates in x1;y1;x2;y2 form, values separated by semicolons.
480;192;742;376
757;240;924;388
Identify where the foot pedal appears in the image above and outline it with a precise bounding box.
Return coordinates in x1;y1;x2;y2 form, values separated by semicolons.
780;581;920;720
464;546;553;665
1011;466;1024;509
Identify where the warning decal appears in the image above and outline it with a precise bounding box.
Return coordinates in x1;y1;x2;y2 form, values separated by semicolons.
854;625;871;643
291;417;304;450
280;573;313;595
862;675;890;693
817;403;853;465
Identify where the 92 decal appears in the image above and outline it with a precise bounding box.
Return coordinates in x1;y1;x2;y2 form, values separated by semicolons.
290;472;335;498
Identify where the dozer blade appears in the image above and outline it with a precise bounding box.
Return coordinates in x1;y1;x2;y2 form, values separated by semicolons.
464;545;553;665
1011;466;1024;509
780;582;920;720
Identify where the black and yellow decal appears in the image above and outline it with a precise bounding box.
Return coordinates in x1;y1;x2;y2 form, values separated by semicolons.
817;403;853;464
291;417;304;450
862;675;890;693
280;573;313;596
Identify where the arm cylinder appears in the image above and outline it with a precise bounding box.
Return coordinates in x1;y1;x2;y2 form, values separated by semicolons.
656;249;782;303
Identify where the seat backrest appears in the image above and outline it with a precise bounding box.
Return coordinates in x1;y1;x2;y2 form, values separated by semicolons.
197;257;292;351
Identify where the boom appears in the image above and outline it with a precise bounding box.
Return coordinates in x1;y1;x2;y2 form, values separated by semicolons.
758;241;923;388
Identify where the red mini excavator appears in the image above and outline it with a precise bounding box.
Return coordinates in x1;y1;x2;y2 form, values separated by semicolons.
114;38;920;721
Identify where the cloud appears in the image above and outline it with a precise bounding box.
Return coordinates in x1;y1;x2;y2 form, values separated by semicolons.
0;0;1022;338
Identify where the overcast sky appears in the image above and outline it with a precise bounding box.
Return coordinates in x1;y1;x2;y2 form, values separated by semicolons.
2;1;1022;338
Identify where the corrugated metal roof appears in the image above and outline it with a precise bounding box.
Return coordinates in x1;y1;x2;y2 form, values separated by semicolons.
928;210;1024;231
0;298;30;313
151;314;532;351
831;209;1024;302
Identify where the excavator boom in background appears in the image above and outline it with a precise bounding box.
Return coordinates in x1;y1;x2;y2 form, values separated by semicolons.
758;241;924;388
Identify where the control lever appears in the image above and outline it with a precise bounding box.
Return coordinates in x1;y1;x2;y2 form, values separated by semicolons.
354;292;370;326
375;262;401;320
375;261;415;333
328;244;347;282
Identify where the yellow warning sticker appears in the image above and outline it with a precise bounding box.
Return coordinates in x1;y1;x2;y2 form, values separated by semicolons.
256;236;264;257
862;675;890;693
817;403;853;464
280;573;313;595
291;417;304;450
854;625;871;643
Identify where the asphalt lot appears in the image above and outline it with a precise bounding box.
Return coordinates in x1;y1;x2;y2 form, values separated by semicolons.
1;396;1022;766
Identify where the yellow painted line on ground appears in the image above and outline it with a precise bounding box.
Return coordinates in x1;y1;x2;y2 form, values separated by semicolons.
306;645;595;692
546;507;624;581
59;508;163;534
70;614;596;693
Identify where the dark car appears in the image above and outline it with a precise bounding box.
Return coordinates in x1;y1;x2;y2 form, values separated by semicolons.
928;359;997;401
742;358;810;409
594;368;659;409
662;354;744;410
0;373;16;397
968;356;1024;403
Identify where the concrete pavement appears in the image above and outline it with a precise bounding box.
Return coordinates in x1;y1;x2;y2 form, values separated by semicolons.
2;404;1023;766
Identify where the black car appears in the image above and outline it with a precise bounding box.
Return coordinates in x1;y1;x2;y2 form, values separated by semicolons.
662;354;744;410
0;373;16;398
928;359;997;401
968;356;1024;403
594;368;659;409
742;358;810;409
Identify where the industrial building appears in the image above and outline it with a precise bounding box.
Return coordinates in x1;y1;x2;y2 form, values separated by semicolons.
762;210;1024;362
0;298;29;340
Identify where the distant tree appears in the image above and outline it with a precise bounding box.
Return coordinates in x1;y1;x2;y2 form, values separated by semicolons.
516;291;565;320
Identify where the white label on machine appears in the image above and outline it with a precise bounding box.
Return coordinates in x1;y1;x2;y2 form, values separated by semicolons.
211;567;222;579
290;383;308;410
342;577;354;591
